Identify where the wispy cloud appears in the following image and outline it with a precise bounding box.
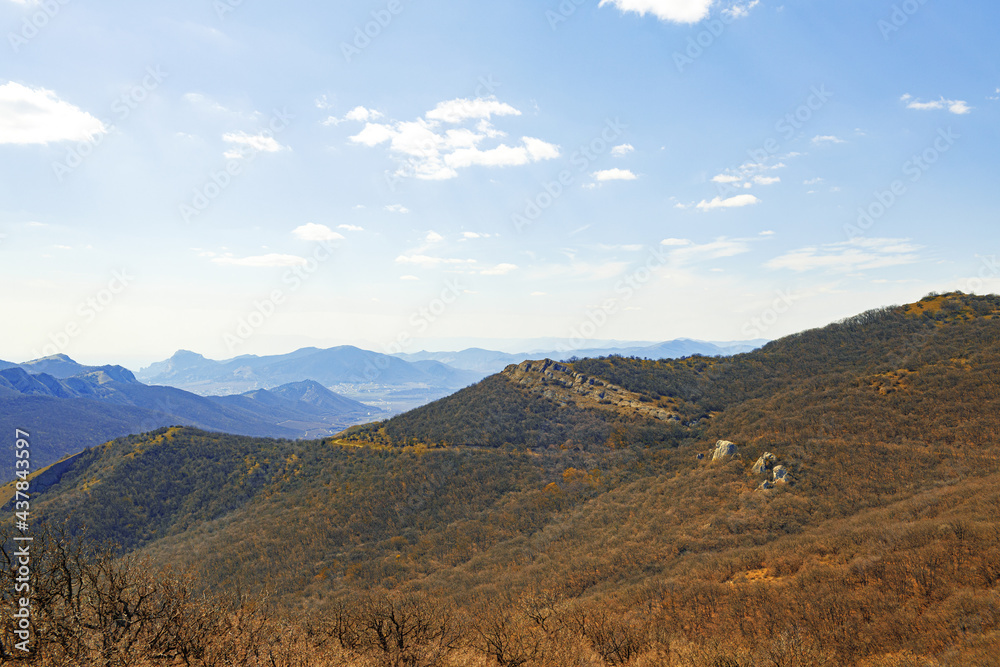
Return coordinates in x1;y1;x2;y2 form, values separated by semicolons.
900;94;971;115
385;204;410;214
0;82;105;145
666;237;752;264
812;135;845;145
766;237;922;272
213;253;309;268
611;143;635;157
480;263;518;275
222;131;288;159
395;254;476;268
722;0;760;20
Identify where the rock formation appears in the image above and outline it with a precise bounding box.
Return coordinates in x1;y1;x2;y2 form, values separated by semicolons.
712;440;738;461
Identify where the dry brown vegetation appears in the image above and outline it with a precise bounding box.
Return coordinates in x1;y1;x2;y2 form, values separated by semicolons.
3;292;1000;665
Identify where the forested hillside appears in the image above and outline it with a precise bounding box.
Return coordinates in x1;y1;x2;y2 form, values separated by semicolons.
4;292;1000;666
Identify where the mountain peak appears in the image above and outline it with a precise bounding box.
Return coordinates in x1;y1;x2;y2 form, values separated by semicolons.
24;353;76;364
170;349;207;361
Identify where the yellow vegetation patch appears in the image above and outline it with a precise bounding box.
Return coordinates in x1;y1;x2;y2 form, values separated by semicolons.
867;369;913;395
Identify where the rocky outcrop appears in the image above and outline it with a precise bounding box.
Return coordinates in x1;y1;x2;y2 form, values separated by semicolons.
752;453;777;475
753;452;791;490
501;359;682;422
712;440;738;461
772;465;789;484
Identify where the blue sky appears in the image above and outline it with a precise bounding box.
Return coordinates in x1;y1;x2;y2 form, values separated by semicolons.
2;0;998;368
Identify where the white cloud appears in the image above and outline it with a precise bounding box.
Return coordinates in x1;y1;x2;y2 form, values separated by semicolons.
753;176;781;185
722;0;760;19
803;177;824;185
293;223;345;242
523;136;561;160
400;275;419;281
425;231;444;243
338;224;364;232
446;138;560;169
712;174;742;184
661;238;692;246
0;82;105;145
611;143;635;157
344;98;557;180
385;204;410;214
599;0;714;23
593;168;638;181
425;96;520;124
481;263;518;276
901;94;972;115
696;194;760;210
766;237;922;273
349;122;396;147
812;135;845;145
463;232;493;239
323;106;384;126
222;131;287;159
213;254;308;268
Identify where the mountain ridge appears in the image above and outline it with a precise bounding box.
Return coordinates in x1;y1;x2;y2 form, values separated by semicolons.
7;292;1000;666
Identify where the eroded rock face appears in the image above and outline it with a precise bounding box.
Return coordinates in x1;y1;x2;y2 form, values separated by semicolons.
501;359;682;422
712;440;738;461
772;465;789;484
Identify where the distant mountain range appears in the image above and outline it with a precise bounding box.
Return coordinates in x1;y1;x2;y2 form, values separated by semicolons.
0;338;766;472
0;355;382;472
135;339;765;393
136;346;484;396
392;338;767;373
